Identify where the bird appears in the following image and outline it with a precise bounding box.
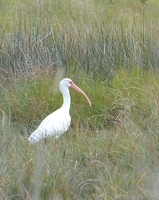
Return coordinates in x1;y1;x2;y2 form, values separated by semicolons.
28;78;91;144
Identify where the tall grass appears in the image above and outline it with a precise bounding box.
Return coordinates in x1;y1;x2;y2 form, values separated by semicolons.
1;67;159;199
1;0;159;199
0;0;159;76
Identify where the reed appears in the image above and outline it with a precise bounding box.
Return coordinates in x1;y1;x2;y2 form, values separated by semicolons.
1;0;159;199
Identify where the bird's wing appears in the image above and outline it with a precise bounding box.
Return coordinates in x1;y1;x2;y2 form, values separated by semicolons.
28;109;71;143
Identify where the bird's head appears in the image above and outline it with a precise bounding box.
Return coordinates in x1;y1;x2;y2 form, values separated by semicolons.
60;78;73;88
59;78;91;107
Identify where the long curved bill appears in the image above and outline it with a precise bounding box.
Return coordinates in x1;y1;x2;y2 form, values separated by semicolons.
70;82;91;107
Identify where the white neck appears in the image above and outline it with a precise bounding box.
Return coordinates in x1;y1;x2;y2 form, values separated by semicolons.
60;86;71;112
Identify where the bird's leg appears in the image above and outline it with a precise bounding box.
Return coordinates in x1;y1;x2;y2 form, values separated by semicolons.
62;148;66;161
44;137;47;145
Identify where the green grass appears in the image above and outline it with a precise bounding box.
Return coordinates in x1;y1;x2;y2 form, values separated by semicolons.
1;67;159;199
1;0;159;199
0;0;159;75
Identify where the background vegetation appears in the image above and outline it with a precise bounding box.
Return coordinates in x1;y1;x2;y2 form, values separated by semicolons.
1;0;159;199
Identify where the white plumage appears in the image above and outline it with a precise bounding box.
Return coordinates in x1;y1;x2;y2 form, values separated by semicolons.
28;78;91;144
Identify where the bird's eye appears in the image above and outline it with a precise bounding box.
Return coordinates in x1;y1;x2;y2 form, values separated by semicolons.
69;81;73;85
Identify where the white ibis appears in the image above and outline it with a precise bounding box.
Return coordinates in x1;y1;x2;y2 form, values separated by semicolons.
28;78;91;143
